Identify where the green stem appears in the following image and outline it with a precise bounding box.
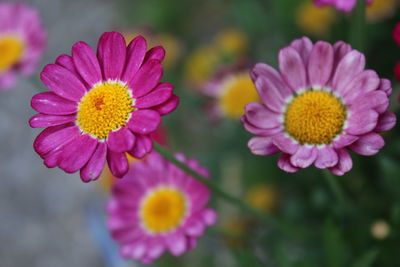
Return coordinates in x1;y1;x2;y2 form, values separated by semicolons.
349;0;366;52
322;170;351;208
154;143;305;239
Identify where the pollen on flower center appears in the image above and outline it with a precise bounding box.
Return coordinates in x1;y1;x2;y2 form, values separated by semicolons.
140;187;187;234
0;35;25;72
220;73;259;118
77;81;134;140
284;90;346;145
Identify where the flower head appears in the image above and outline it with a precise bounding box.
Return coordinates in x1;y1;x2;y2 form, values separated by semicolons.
296;1;336;36
30;32;179;182
106;152;217;264
366;0;398;22
0;3;46;90
242;37;396;175
314;0;372;12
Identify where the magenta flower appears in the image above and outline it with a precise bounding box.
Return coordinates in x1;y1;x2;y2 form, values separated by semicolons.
242;37;396;176
106;152;217;264
314;0;372;12
0;3;46;90
29;32;179;182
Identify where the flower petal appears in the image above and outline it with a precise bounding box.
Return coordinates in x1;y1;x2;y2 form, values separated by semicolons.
375;112;396;132
80;141;107;182
72;41;102;86
127;110;161;135
248;136;280;155
272;134;299;154
97;32;126;80
241;116;282;136
121;36;147;83
254;77;285;113
332;134;358;149
350;90;388;114
107;149;129;178
128;135;153;159
55;54;79;77
332;41;352;72
307;41;334;87
345;109;378;135
135;82;173;109
278;153;300;173
143;46;165;63
31;92;77;115
279;47;307;92
152;94;179;115
201;208;217;226
245;102;281;129
290;145;317;168
349;133;384;156
129;59;163;98
166;232;187;256
332;50;365;93
185;217;205;237
329;149;352;176
341;70;380;104
290;37;313;65
29;114;76;128
315;146;338;169
59;134;98;173
107;127;136;152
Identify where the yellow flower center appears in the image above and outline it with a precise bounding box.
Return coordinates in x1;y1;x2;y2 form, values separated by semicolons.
140;187;187;234
284;90;346;145
220;73;259;118
77;81;134;140
0;35;25;72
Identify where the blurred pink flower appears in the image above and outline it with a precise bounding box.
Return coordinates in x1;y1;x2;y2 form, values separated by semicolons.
314;0;372;12
393;22;400;46
106;152;217;264
29;32;179;182
242;37;396;175
0;3;46;90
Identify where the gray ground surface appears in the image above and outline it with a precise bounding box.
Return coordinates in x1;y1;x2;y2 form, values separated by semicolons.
0;0;127;266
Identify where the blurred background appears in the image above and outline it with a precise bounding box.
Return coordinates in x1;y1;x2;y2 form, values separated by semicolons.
1;0;400;266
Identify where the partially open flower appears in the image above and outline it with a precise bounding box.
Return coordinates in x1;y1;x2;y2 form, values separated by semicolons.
106;152;217;264
30;32;179;182
0;3;46;90
242;37;396;175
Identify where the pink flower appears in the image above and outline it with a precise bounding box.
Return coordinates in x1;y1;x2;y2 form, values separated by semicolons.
106;152;217;264
0;3;46;90
29;32;179;182
314;0;372;12
393;22;400;46
242;37;396;176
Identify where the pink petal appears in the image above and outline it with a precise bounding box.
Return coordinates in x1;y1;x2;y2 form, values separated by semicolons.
97;32;126;80
80;141;107;182
245;102;281;129
345;109;378;136
315;146;338;169
143;46;165;63
43;146;64;168
332;50;365;93
272;134;299;154
329;149;353;176
166;232;187;256
375;112;396;132
107;127;136;152
55;54;79;77
248;136;280;155
378;78;392;96
152;94;179;115
307;41;334;87
40;64;86;101
185;217;205;237
134;82;173;109
59;134;98;173
201;208;217;226
107;149;129;178
241;116;282;136
29;114;76;128
332;41;352;72
128;135;153;158
72;41;102;86
31;92;77;115
279;47;307;92
350;90;388;114
332;134;358;149
289;37;313;65
349;133;384;156
254;77;285;113
129;59;163;98
342;70;380;104
121;36;147;83
290;145;317;168
127;110;161;135
278;153;300;173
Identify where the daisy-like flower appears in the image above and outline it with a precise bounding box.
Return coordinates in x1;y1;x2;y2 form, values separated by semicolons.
106;152;217;264
242;37;396;175
0;3;46;90
203;66;259;119
29;32;179;182
314;0;372;12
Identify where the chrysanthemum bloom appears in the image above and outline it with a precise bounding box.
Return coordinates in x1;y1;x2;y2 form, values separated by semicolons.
314;0;372;12
0;3;46;90
203;67;259;119
296;1;336;36
242;37;396;175
106;152;217;264
29;32;179;182
393;22;400;46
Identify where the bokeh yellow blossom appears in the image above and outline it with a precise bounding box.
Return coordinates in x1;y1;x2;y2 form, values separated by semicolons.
366;0;398;23
296;1;336;36
245;184;279;212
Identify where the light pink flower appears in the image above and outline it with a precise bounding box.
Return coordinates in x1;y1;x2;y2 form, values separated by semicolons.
106;152;217;264
314;0;372;12
0;3;46;90
242;37;396;176
29;32;179;182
